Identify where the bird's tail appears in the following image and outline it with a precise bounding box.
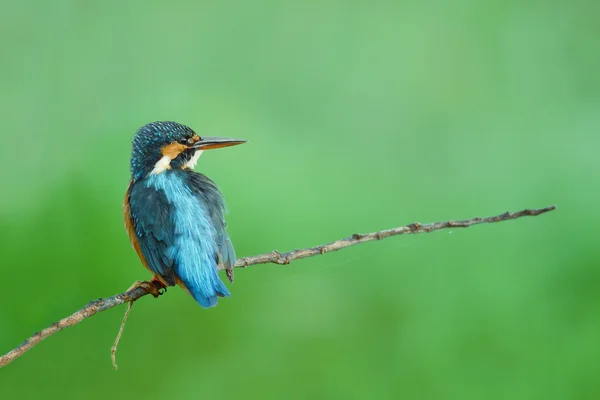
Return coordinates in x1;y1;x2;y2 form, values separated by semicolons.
195;270;230;308
175;259;231;308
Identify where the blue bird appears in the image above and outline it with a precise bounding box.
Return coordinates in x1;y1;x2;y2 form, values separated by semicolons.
123;121;246;307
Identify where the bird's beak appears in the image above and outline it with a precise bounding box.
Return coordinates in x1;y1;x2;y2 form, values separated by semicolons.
192;136;247;150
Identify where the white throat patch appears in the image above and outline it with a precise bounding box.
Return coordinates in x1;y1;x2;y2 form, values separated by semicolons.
184;150;203;170
150;150;203;176
150;155;172;175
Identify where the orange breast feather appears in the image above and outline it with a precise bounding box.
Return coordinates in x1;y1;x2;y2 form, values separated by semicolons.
123;182;151;273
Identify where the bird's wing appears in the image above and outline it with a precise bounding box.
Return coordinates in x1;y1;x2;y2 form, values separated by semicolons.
186;172;237;280
124;180;177;286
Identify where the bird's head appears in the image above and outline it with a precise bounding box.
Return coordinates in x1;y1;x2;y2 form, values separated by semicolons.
130;121;246;180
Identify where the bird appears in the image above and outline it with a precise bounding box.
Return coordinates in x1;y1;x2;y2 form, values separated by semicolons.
123;121;246;307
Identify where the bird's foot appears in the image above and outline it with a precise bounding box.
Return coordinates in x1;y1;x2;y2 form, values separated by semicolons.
150;275;168;294
127;279;166;298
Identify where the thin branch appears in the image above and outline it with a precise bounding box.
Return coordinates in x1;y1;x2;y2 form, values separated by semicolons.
0;205;555;368
111;301;134;370
235;205;556;268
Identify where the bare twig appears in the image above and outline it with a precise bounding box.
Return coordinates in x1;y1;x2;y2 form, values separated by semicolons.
111;301;134;370
234;205;556;268
0;205;555;368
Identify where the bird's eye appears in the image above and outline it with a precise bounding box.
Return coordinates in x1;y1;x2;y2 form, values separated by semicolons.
178;138;188;145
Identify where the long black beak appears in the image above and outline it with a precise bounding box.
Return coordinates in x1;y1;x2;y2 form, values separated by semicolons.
192;136;247;150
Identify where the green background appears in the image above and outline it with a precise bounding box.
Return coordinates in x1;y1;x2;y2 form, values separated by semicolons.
1;1;598;398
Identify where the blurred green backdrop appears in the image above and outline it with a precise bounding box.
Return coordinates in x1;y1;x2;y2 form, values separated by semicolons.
1;0;598;398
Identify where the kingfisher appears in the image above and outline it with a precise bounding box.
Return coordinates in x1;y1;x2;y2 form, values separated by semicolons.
123;121;246;307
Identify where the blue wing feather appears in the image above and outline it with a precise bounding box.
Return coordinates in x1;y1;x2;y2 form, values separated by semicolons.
186;172;237;275
128;182;177;285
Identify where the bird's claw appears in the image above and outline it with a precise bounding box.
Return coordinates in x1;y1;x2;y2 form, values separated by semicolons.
150;276;168;295
127;280;165;298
